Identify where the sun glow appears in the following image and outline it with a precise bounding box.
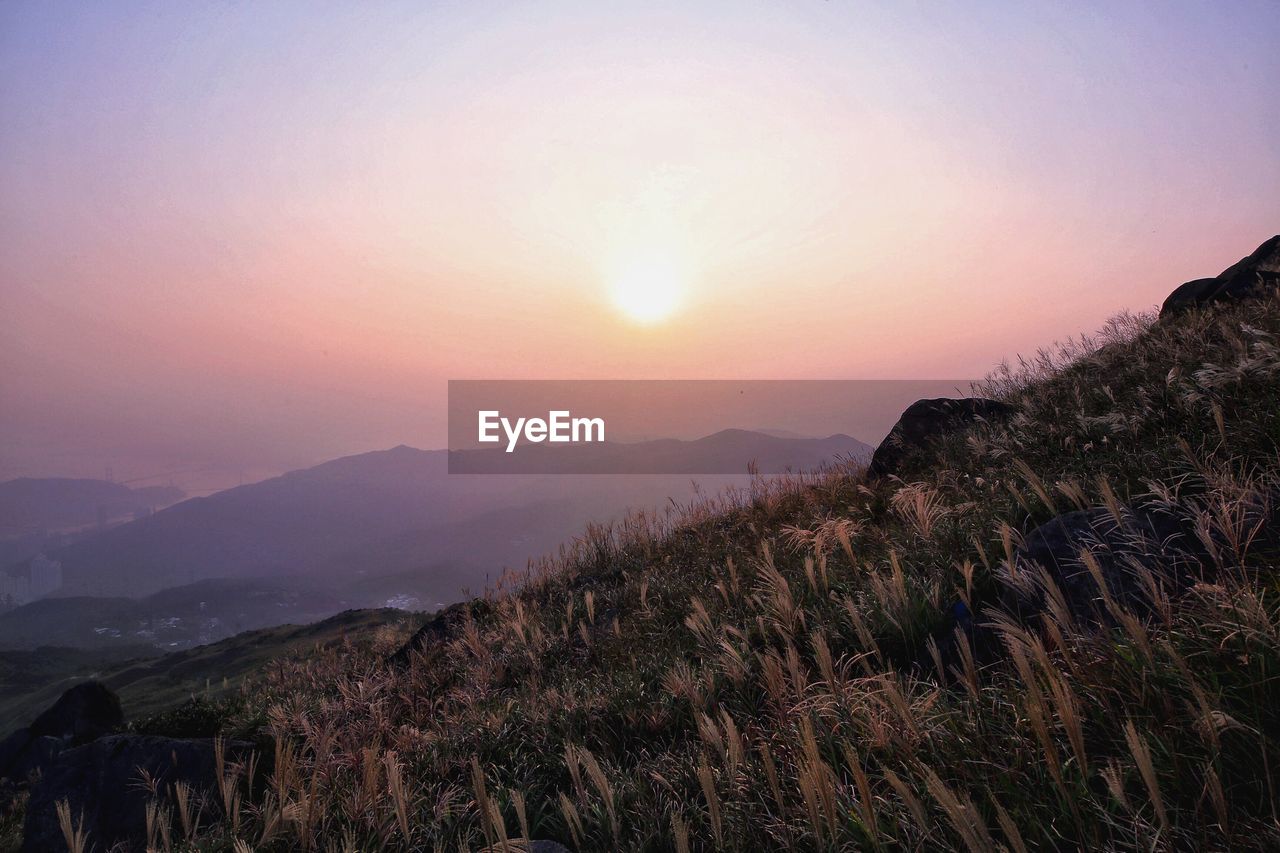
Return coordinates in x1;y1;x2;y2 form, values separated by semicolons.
609;257;686;324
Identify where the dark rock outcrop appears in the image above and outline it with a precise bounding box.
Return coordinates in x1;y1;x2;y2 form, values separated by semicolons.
3;681;255;852
0;681;124;785
0;730;65;786
23;734;252;853
868;397;1015;478
1161;235;1280;317
29;681;124;742
1001;505;1207;626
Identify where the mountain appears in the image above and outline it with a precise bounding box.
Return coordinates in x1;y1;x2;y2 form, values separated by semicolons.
30;432;871;599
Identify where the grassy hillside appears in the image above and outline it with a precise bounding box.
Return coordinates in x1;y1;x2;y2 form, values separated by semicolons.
0;608;421;733
49;295;1280;851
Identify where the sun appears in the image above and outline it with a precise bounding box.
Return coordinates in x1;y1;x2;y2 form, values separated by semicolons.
609;257;685;324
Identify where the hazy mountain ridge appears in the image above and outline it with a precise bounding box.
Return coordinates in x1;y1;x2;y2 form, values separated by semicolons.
27;432;872;598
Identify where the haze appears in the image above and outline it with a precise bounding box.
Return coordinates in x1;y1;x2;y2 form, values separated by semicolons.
3;1;1278;486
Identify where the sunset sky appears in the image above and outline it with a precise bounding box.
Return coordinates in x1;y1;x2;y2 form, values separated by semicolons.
2;1;1278;484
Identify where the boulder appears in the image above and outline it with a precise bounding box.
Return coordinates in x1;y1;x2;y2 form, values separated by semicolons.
0;729;65;785
867;397;1015;478
528;842;573;853
1161;235;1280;317
23;734;252;853
0;681;123;784
29;681;123;742
1001;505;1206;626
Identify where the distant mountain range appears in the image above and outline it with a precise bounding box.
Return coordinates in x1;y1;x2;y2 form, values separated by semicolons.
4;431;872;607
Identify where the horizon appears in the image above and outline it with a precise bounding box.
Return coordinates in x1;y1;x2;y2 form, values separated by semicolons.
3;1;1279;485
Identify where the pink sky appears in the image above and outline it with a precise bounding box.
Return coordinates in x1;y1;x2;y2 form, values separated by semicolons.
2;1;1277;484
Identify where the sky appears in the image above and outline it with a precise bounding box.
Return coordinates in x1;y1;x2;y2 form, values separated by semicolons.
2;1;1278;485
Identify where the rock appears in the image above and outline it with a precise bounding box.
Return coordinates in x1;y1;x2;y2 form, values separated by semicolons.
0;681;124;785
1161;277;1221;313
0;729;65;785
388;598;492;666
29;681;123;743
23;734;252;853
1161;235;1280;317
528;842;572;853
0;728;32;780
867;397;1015;478
1001;505;1206;626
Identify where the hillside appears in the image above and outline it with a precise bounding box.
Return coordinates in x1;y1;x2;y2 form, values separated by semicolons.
90;249;1276;850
